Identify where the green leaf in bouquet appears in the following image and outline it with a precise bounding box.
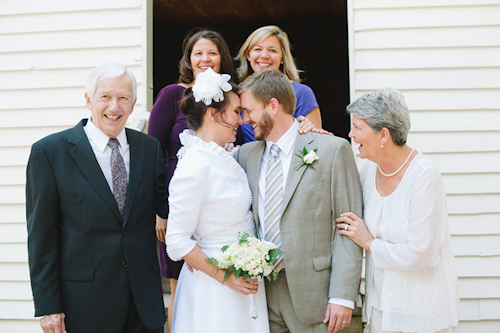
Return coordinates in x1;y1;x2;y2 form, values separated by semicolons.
268;248;282;262
238;232;250;245
222;266;235;285
221;245;229;253
241;271;251;281
272;271;279;281
205;257;218;266
234;268;242;278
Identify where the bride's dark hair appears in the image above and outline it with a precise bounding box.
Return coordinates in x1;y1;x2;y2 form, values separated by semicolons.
180;83;239;130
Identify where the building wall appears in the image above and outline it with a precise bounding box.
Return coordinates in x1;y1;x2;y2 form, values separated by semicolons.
0;0;151;330
348;0;500;331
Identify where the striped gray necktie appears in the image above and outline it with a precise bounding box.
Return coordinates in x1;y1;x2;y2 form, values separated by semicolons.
264;143;284;272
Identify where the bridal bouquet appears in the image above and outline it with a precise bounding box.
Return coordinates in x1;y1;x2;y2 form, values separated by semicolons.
206;232;282;319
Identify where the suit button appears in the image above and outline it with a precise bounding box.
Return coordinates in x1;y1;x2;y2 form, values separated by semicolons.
122;262;128;268
123;231;127;236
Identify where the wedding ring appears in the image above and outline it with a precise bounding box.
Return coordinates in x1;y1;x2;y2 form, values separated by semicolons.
344;224;348;231
342;321;348;324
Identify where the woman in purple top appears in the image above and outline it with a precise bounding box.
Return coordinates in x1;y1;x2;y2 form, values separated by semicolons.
148;28;236;331
235;25;322;142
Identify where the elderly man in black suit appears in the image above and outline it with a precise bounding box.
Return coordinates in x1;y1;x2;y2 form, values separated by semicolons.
26;63;168;332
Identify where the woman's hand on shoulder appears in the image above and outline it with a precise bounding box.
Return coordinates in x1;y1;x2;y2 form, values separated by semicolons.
297;116;333;136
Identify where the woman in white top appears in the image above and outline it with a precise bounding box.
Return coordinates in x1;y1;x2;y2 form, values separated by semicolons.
336;88;459;333
165;69;270;332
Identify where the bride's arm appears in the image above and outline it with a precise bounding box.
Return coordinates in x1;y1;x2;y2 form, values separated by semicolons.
182;246;258;295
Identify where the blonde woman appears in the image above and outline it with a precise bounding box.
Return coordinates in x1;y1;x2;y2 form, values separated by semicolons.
235;25;322;142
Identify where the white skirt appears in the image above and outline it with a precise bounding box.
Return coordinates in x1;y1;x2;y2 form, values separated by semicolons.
171;262;270;333
367;308;457;333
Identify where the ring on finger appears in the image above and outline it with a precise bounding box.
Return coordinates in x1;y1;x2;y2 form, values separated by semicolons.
344;224;348;231
342;321;348;324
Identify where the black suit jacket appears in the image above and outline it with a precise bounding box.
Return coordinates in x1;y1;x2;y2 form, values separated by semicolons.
26;119;168;331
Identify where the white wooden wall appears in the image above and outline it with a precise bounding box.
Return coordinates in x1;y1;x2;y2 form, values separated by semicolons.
0;0;151;331
348;0;500;331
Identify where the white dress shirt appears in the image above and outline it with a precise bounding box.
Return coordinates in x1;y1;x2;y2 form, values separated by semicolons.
257;120;354;309
83;118;130;193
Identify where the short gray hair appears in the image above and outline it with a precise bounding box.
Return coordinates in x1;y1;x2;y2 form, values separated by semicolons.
86;63;137;101
346;88;411;146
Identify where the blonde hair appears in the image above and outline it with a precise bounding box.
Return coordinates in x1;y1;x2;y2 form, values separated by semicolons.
235;25;301;82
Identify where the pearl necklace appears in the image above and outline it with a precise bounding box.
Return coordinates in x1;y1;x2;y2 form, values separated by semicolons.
378;148;416;177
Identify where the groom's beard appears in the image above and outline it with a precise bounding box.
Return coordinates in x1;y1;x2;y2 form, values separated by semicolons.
254;111;274;141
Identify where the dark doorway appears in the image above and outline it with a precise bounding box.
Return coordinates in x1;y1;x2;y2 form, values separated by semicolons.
153;0;350;139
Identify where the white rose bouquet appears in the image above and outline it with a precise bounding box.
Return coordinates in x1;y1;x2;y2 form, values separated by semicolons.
205;232;282;319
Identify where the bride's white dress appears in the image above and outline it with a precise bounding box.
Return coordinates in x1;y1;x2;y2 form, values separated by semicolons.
166;130;269;333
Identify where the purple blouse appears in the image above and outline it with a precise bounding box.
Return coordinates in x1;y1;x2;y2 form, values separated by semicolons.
148;84;187;188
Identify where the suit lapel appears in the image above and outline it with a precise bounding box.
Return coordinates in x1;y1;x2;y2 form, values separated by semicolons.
246;141;265;230
282;132;314;213
68;120;122;222
122;129;144;227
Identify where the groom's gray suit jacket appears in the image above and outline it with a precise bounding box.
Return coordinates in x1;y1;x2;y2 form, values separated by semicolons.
235;131;363;324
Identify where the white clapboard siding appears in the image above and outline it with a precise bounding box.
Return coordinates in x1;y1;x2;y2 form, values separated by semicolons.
450;214;500;235
349;0;500;330
0;263;30;281
0;223;27;243
355;27;500;51
0;166;25;185
354;0;500;9
0;0;151;330
354;5;500;31
1;0;141;15
0;109;91;129
355;47;500;70
355;68;500;90
0;282;33;300
411;110;500;132
0;320;41;332
0;147;31;167
353;89;500;111
0;47;142;72
427;152;500;174
0;7;142;35
0;205;26;223
442;174;500;195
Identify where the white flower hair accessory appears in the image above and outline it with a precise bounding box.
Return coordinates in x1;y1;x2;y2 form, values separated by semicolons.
192;68;232;105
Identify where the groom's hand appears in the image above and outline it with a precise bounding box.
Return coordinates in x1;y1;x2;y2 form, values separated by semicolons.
323;304;352;333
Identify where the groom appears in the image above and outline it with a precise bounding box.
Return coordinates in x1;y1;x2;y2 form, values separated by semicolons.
235;69;363;333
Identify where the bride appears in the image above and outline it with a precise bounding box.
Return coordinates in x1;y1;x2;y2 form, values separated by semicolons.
165;69;270;332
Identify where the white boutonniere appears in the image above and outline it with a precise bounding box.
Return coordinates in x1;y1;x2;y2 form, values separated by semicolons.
295;146;319;171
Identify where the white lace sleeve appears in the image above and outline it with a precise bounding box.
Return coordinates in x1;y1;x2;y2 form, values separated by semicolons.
165;152;207;261
371;166;449;271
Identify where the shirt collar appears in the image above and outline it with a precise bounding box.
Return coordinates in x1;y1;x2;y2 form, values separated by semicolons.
85;118;128;153
265;119;299;157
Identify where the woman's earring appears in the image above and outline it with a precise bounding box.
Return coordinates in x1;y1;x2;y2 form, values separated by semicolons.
381;144;384;148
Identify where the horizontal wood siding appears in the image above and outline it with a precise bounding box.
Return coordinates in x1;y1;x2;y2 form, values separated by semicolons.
349;0;500;331
0;0;149;330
